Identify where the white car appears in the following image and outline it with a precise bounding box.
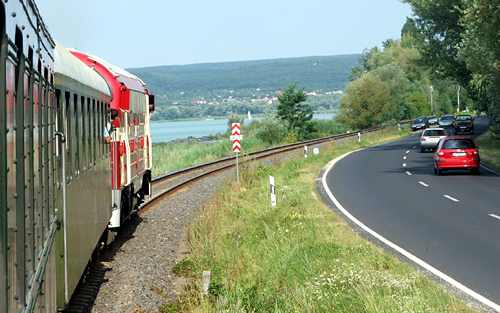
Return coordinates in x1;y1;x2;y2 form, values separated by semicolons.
420;127;448;152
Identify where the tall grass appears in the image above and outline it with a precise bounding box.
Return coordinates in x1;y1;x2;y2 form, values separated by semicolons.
152;136;266;177
475;131;500;171
163;126;477;313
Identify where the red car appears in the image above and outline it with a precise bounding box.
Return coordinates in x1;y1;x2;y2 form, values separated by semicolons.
433;136;480;175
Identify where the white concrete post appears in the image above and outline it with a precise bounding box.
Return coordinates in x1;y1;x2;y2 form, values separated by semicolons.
270;175;276;207
202;270;211;295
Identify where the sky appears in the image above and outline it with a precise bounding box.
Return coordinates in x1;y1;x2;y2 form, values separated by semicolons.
36;0;413;69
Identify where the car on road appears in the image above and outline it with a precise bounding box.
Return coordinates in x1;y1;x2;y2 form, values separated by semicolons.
453;114;474;134
433;136;480;175
438;115;455;127
412;116;429;131
427;115;438;125
420;127;448;152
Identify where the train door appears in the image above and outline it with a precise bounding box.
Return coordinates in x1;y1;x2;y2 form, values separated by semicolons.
54;88;69;306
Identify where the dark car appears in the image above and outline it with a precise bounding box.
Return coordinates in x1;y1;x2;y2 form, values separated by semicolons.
433;136;480;175
412;116;429;131
453;114;474;134
438;115;454;127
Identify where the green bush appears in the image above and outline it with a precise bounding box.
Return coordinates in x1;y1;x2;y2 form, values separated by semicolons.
255;118;289;145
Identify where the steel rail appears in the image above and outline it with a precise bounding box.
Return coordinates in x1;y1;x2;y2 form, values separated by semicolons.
144;122;409;210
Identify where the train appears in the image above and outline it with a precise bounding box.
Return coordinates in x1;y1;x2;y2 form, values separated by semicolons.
1;1;155;312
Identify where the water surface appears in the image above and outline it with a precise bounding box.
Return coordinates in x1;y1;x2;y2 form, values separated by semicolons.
150;113;335;143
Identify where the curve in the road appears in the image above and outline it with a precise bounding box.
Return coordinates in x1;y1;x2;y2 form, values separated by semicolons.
319;147;500;313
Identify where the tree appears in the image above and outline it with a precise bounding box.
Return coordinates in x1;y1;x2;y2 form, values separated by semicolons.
407;90;429;116
459;0;500;136
335;74;393;130
276;82;313;140
226;114;245;136
402;0;472;86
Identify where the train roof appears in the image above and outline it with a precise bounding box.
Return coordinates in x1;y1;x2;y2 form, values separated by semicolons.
54;42;111;96
68;49;146;92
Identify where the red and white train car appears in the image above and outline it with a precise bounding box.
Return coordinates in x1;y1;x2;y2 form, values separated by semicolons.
70;50;155;229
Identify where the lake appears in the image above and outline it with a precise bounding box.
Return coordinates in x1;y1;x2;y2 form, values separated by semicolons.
150;113;335;143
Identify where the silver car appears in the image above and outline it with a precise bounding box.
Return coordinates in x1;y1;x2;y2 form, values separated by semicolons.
420;127;448;152
412;116;429;131
427;115;438;125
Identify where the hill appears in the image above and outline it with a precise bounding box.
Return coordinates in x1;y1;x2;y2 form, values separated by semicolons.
126;54;361;120
128;54;360;98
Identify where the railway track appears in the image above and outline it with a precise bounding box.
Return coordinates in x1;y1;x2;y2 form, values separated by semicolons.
142;124;400;210
63;122;408;312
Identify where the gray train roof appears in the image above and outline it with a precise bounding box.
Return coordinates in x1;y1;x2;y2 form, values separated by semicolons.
91;54;145;86
54;42;111;96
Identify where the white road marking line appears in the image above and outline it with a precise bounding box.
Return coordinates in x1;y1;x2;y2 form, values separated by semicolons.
406;171;412;176
419;181;429;187
321;152;500;312
489;214;500;221
444;195;459;202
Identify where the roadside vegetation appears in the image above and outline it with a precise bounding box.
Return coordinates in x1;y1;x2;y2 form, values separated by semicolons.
152;117;350;177
159;126;481;313
475;131;500;172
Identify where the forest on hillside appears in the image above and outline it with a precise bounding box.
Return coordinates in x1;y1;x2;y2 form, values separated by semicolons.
127;55;360;121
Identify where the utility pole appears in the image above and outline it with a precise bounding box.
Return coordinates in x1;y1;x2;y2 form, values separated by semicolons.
457;85;460;113
430;85;434;115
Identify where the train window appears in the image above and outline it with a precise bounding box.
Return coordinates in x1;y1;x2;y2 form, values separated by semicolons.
93;99;97;165
82;96;87;172
130;90;146;113
97;101;104;160
65;91;72;184
100;102;104;158
74;94;80;178
97;101;102;159
100;101;106;158
101;102;108;157
55;90;62;190
87;98;93;169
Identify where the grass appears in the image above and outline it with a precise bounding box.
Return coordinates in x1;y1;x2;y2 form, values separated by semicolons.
475;131;500;172
160;126;481;313
151;136;267;177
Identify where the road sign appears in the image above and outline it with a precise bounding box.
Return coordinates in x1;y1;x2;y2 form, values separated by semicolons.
233;140;241;152
232;123;241;135
232;123;241;153
232;123;242;181
230;135;243;140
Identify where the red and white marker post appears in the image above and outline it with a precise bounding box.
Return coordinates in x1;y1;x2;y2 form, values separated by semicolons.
230;123;243;182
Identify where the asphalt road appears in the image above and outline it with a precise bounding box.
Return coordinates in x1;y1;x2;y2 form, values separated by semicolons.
319;116;500;312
